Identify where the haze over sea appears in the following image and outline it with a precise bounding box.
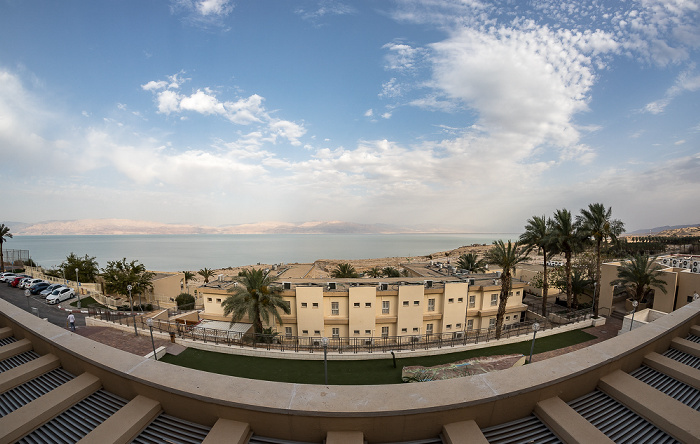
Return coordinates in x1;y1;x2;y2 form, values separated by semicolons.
9;234;519;272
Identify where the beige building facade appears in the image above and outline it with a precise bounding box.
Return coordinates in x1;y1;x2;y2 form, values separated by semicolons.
199;274;528;340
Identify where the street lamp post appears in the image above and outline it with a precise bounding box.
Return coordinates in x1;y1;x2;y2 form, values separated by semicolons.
146;318;157;360
127;285;138;336
629;300;639;332
75;268;81;309
321;336;329;385
528;322;540;364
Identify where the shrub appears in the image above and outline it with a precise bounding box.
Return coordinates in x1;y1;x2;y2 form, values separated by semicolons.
175;293;196;310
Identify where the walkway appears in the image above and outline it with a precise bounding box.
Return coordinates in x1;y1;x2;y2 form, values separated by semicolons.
531;315;623;362
73;326;185;356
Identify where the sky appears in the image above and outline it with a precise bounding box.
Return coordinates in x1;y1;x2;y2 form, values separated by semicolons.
1;0;699;233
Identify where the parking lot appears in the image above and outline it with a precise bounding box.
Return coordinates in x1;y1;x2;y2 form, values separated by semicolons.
0;277;86;328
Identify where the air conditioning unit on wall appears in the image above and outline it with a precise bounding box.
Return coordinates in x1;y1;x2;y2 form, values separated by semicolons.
453;331;465;339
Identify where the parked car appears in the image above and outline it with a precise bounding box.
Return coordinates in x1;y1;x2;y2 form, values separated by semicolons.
9;276;30;287
46;287;75;305
23;278;44;289
0;272;17;282
40;284;65;298
29;281;51;295
18;277;34;288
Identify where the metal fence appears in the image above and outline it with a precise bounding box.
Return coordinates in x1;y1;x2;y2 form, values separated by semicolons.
2;249;30;270
88;305;593;355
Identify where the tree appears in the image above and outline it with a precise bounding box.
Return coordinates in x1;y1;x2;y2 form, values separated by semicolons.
484;240;529;339
383;266;400;278
456;253;487;273
175;292;196;310
198;267;215;283
221;268;291;336
551;209;585;309
0;224;12;273
577;203;625;318
367;267;383;278
102;258;155;309
610;254;667;306
570;268;594;309
519;216;556;316
58;253;100;282
331;263;359;278
182;271;196;293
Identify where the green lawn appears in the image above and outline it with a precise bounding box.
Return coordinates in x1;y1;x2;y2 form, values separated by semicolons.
159;329;595;385
69;296;104;308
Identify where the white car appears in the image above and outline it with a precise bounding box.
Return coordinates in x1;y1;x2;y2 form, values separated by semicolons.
45;287;75;305
0;272;16;282
23;278;44;289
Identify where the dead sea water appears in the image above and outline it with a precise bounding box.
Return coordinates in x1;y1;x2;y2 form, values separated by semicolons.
9;233;519;272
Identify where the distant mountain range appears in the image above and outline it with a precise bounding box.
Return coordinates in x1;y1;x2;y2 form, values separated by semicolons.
4;219;431;235
627;224;700;236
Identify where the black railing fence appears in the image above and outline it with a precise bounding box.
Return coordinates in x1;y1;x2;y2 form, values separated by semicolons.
88;305;593;355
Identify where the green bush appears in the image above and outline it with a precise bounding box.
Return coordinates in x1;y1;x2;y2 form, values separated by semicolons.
175;293;196;310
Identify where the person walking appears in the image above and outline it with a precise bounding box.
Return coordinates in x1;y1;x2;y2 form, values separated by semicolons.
67;313;75;331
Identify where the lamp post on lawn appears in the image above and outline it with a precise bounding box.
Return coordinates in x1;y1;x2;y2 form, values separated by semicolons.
146;318;157;360
629;300;639;332
321;336;329;385
75;268;81;309
528;322;540;364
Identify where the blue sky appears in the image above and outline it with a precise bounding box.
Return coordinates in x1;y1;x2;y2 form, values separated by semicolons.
1;0;699;232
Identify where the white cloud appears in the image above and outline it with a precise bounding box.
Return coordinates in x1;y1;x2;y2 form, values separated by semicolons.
156;90;182;114
141;80;168;91
196;0;233;17
295;1;355;21
381;112;392;119
364;109;373;117
643;67;700;114
379;78;402;98
170;0;234;28
179;89;225;115
383;42;423;71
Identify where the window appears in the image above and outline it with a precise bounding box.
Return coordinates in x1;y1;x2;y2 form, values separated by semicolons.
426;323;433;334
414;300;420;306
458;297;463;303
467;319;473;330
331;301;339;315
448;298;454;304
428;298;435;311
382;326;389;337
456;323;462;328
382;300;389;314
354;330;360;335
506;316;510;320
354;302;360;308
491;294;498;306
469;295;475;308
365;302;372;308
285;327;292;338
365;329;371;335
446;324;452;329
401;328;407;333
314;330;320;335
302;330;308;334
216;298;221;303
413;327;419;333
402;301;409;307
489;318;495;328
301;302;308;308
516;291;520;296
312;302;319;308
513;314;518;319
332;328;339;338
207;298;212;302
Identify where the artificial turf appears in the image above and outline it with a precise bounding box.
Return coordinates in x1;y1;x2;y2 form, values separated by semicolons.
159;328;596;385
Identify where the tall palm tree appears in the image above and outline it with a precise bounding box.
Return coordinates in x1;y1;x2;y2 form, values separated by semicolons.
222;268;291;335
331;263;359;278
198;267;215;284
484;240;529;339
0;224;12;272
366;267;383;278
551;209;584;309
383;266;400;277
519;215;556;316
456;253;487;273
182;271;196;292
577;203;625;318
610;254;667;306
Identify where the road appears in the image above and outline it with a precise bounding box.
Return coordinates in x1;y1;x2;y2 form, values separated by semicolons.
0;282;87;328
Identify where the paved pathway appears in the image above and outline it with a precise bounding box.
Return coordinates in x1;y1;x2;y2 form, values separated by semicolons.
73;326;175;357
531;316;623;362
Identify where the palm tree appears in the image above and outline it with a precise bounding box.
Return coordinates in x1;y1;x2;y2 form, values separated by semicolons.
366;267;383;278
610;254;667;306
222;268;291;336
484;240;529;339
330;263;359;278
182;271;196;292
198;267;215;284
577;203;625;318
383;266;400;278
551;209;585;309
519;216;556;316
456;253;487;273
0;224;12;272
570;268;593;308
